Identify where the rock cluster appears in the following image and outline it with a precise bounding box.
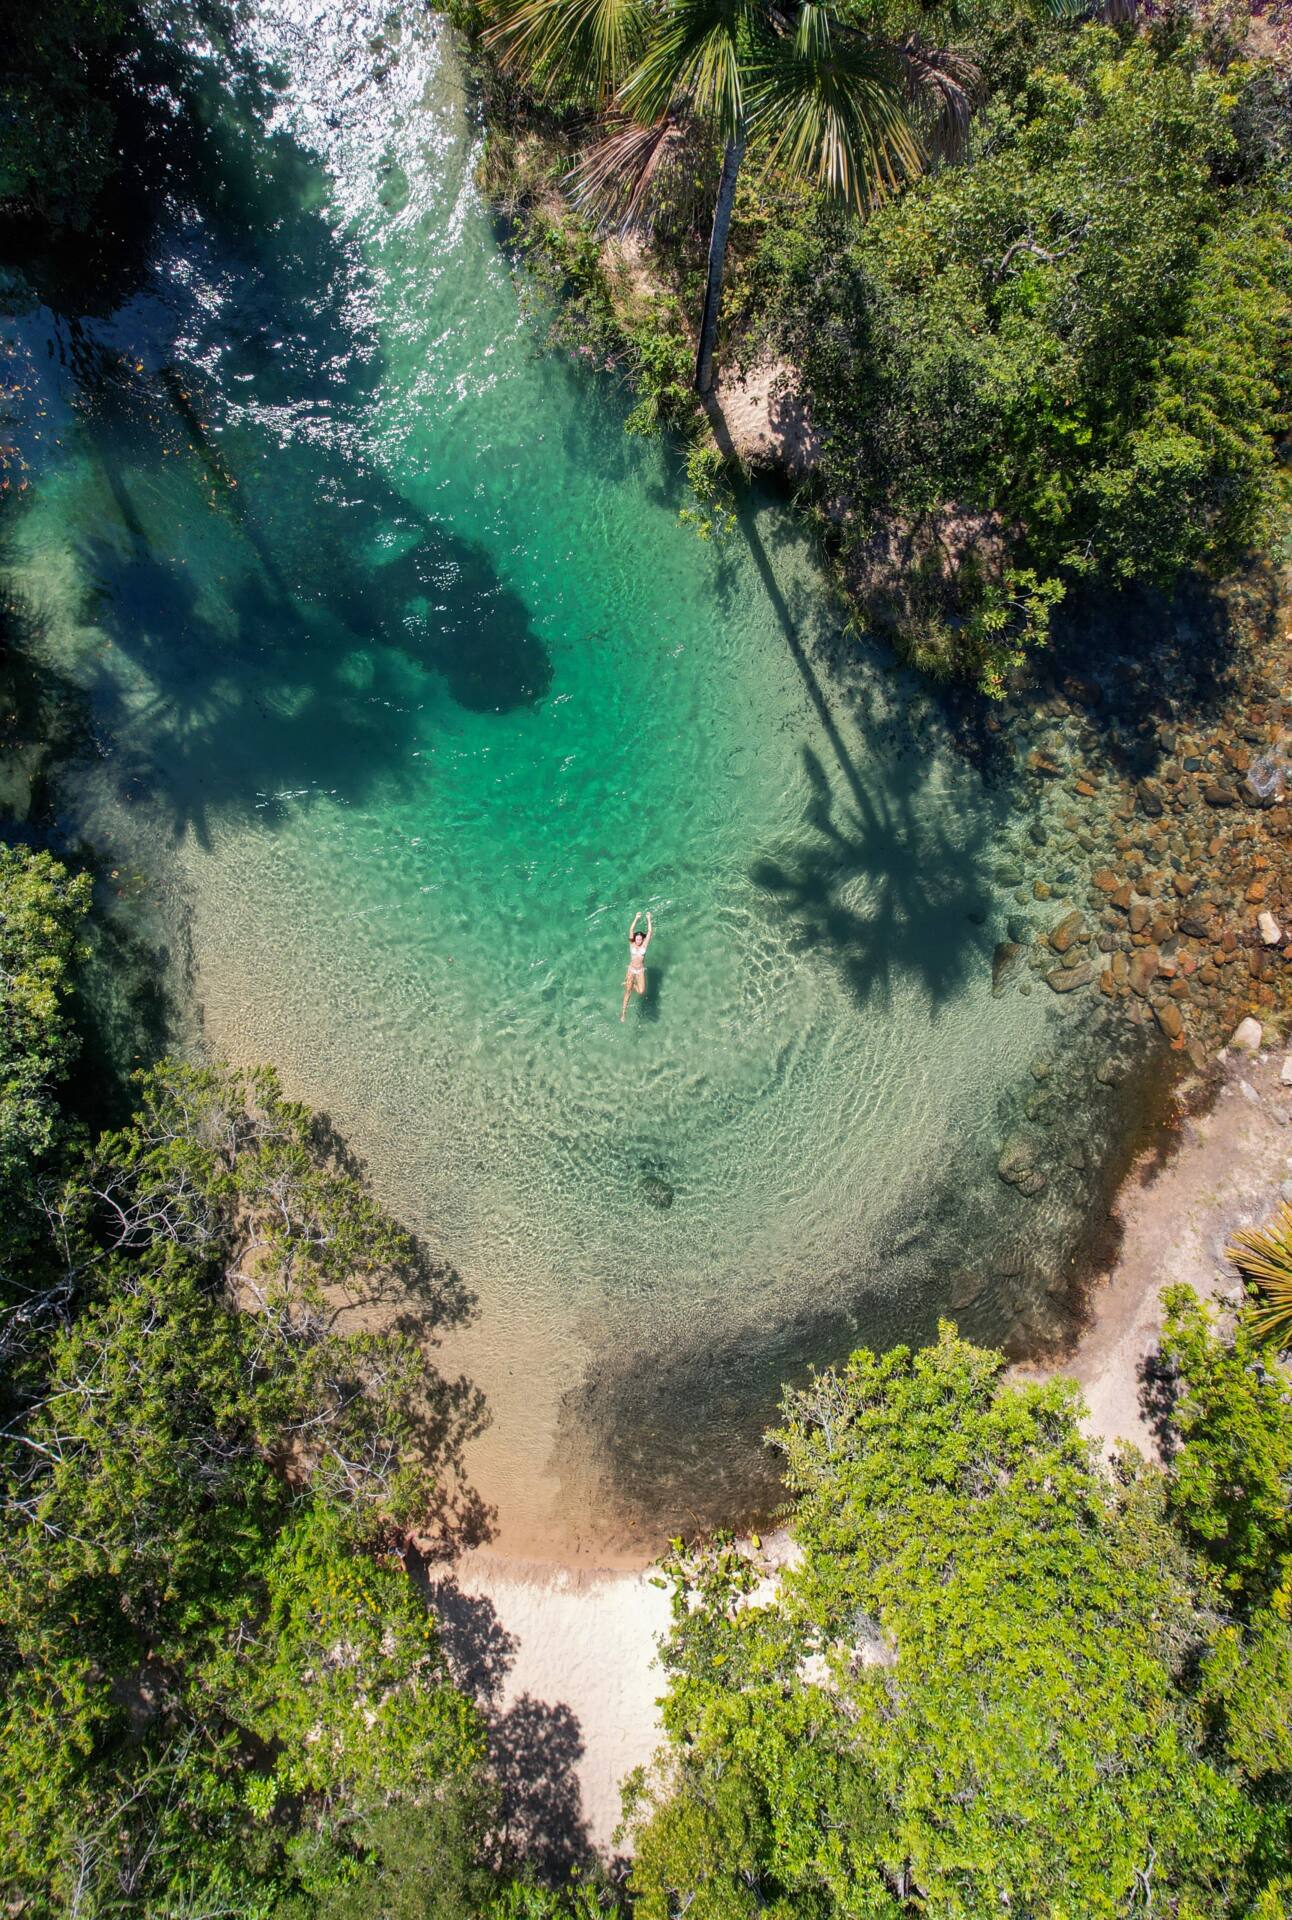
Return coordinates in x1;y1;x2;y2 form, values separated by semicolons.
988;604;1292;1070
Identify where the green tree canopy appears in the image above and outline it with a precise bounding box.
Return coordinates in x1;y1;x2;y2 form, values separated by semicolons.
0;846;90;1329
626;1326;1254;1918
0;0;127;229
484;0;971;392
747;21;1292;687
1161;1286;1292;1618
0;1060;495;1914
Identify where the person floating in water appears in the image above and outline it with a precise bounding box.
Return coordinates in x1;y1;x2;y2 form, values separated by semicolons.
621;910;653;1021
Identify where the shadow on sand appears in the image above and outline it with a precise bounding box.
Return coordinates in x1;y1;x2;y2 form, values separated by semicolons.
417;1561;598;1880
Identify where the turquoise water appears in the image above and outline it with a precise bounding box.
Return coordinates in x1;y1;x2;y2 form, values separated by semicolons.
1;0;1150;1557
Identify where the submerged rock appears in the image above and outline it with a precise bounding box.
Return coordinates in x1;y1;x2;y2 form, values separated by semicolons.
1247;754;1286;803
1048;909;1089;954
640;1172;675;1210
1154;1001;1184;1041
1128;948;1159;997
992;941;1021;995
997;1136;1047;1197
1046;961;1093;993
949;1271;984;1310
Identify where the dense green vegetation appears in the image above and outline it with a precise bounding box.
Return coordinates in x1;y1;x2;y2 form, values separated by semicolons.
750;20;1292;688
0;848;607;1916
484;0;971;395
1229;1206;1292;1349
463;3;1292;690
626;1314;1292;1918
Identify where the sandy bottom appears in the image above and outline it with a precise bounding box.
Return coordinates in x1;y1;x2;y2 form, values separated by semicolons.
434;1043;1292;1856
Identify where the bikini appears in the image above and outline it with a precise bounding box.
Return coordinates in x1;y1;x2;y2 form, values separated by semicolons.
628;943;645;976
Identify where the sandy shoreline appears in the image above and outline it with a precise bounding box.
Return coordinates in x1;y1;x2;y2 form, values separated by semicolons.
437;1043;1292;1854
1032;1043;1292;1460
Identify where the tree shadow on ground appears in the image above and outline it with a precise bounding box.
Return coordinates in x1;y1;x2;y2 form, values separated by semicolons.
1139;1347;1181;1462
418;1565;595;1881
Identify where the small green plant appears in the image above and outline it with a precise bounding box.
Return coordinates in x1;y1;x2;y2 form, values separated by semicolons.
964;566;1066;700
623;326;692;436
677;440;736;541
1229;1202;1292;1348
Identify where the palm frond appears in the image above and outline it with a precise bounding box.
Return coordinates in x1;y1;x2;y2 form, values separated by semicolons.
1228;1202;1292;1348
618;0;760;137
748;25;922;209
566;110;693;227
483;0;647;101
896;36;978;164
1032;0;1140;20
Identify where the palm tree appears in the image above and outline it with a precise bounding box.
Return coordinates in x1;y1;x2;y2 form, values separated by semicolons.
484;0;971;394
1228;1202;1292;1349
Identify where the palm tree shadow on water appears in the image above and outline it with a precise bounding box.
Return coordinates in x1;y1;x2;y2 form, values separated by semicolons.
15;3;554;856
539;435;1017;1547
721;475;999;1013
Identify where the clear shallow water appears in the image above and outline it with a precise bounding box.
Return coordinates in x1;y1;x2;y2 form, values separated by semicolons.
2;0;1155;1557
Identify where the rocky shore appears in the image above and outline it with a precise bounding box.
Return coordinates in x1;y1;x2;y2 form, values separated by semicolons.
987;578;1292;1070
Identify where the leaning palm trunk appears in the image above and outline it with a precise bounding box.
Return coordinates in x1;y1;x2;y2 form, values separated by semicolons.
488;0;976;394
695;134;745;395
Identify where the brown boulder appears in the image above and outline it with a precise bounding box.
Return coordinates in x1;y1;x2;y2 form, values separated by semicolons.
1049;910;1089;955
1046;962;1094;993
1155;1001;1184;1041
1128;948;1159;997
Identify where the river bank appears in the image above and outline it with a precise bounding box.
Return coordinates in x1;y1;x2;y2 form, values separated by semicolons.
441;1040;1292;1854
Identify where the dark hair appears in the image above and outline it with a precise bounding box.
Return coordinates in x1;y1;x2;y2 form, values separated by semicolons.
632;929;646;944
